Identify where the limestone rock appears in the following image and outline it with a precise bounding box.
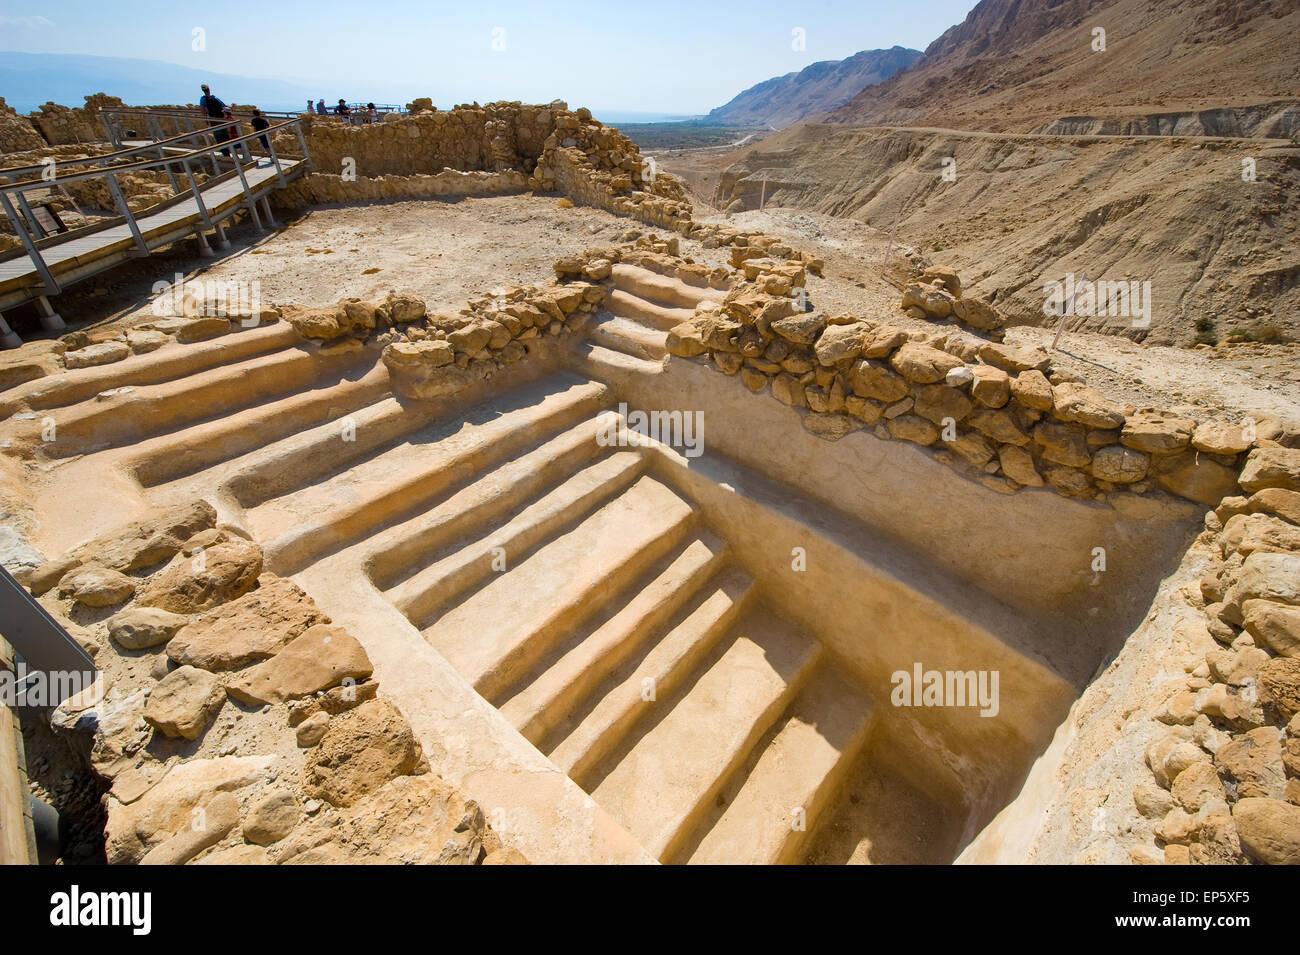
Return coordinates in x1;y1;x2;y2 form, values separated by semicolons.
225;624;373;705
970;365;1010;408
889;343;964;384
886;414;939;446
998;445;1044;487
860;325;909;359
1233;552;1300;606
1248;488;1300;525
1239;447;1300;493
105;755;273;864
813;322;868;365
107;606;190;650
951;296;1004;332
967;408;1032;447
57;562;136;607
138;538;263;614
197;844;272;865
140;792;239;865
1034;420;1091;468
1242;600;1300;657
71;500;218;573
769;312;826;345
301;698;422;807
1259;657;1300;718
1233;797;1300;864
802;413;854;441
144;665;226;741
1152;452;1240;507
1052;382;1127;429
1120;412;1195;454
167;574;329;671
296;711;331;747
1193;419;1254;455
1091;445;1150;484
64;341;130;369
913;384;972;425
977;342;1050;373
1215;727;1286;799
1009;369;1054;411
1171;761;1225;813
850;359;909;402
243;790;300;846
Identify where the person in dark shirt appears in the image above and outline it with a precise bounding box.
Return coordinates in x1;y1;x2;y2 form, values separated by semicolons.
199;84;233;157
250;108;271;157
334;99;351;119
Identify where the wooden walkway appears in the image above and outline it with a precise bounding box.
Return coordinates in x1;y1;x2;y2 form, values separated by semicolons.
0;158;306;312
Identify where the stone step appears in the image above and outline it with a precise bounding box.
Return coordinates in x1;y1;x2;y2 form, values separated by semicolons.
422;474;696;702
363;411;616;590
610;264;719;311
570;342;666;380
251;377;611;570
685;668;875;865
392;450;646;629
587;314;668;361
547;567;756;784
1;322;300;415
498;532;729;740
605;288;695;332
128;363;393;487
588;610;822;862
42;340;371;456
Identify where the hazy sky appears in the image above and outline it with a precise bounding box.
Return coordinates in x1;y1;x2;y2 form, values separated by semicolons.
0;0;979;114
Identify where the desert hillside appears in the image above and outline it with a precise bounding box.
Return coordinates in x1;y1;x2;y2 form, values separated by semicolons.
706;46;921;129
826;0;1300;135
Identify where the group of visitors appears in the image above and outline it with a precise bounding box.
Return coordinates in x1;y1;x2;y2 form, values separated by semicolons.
198;83;272;159
312;98;381;123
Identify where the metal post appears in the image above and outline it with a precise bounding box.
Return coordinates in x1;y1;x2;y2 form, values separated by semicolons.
159;150;180;192
294;121;314;172
105;172;149;255
268;136;286;187
259;195;277;229
148;114;166;144
0;310;20;349
180;156;216;258
100;111;119;148
0;191;59;294
231;155;264;231
14;192;47;239
34;295;65;332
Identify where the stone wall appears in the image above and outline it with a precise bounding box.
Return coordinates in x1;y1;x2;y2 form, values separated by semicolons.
27;94;123;145
0;97;45;154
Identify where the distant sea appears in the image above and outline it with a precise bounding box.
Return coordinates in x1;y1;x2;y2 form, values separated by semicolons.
593;111;705;125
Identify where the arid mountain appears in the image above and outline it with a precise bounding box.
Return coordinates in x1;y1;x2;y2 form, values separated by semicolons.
826;0;1300;135
706;46;921;129
690;0;1300;345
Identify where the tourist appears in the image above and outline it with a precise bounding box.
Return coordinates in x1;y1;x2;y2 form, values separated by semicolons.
198;83;227;146
215;106;236;158
367;102;378;124
316;98;327;115
335;99;351;119
250;108;272;157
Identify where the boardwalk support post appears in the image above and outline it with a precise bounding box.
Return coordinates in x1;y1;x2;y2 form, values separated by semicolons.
34;296;65;332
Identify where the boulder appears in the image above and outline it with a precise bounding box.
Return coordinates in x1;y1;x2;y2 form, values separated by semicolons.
912;384;972;426
139;792;239;865
1233;552;1300;606
1009;370;1054;411
977;342;1050;373
301;698;422;807
886;414;940;446
850;359;909;402
1091;445;1150;484
802;413;854;441
1151;452;1240;506
998;445;1044;487
889;343;964;383
951;296;1003;332
1052;382;1127;429
967;408;1032;447
769;312;826;345
1233;797;1300;864
225;624;373;705
138;538;263;614
107;606;190;650
70;500;217;573
1192;419;1254;455
1241;600;1300;657
813;322;868;365
57;563;136;607
242;790;300;846
1239;447;1300;493
1120;412;1195;454
970;365;1010;408
1258;656;1300;718
1247;488;1300;525
167;574;329;671
1214;726;1287;799
144;665;226;740
860;325;909;359
1034;420;1091;468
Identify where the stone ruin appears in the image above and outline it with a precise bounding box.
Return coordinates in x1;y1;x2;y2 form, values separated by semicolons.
1;99;1298;867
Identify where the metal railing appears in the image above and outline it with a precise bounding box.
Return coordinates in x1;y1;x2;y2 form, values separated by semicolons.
0;116;312;302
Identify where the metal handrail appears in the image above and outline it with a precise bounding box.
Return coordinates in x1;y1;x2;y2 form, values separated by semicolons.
0;120;251;181
0;116;311;296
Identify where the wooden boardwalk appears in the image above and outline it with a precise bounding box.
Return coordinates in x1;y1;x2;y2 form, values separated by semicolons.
0;158;306;313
